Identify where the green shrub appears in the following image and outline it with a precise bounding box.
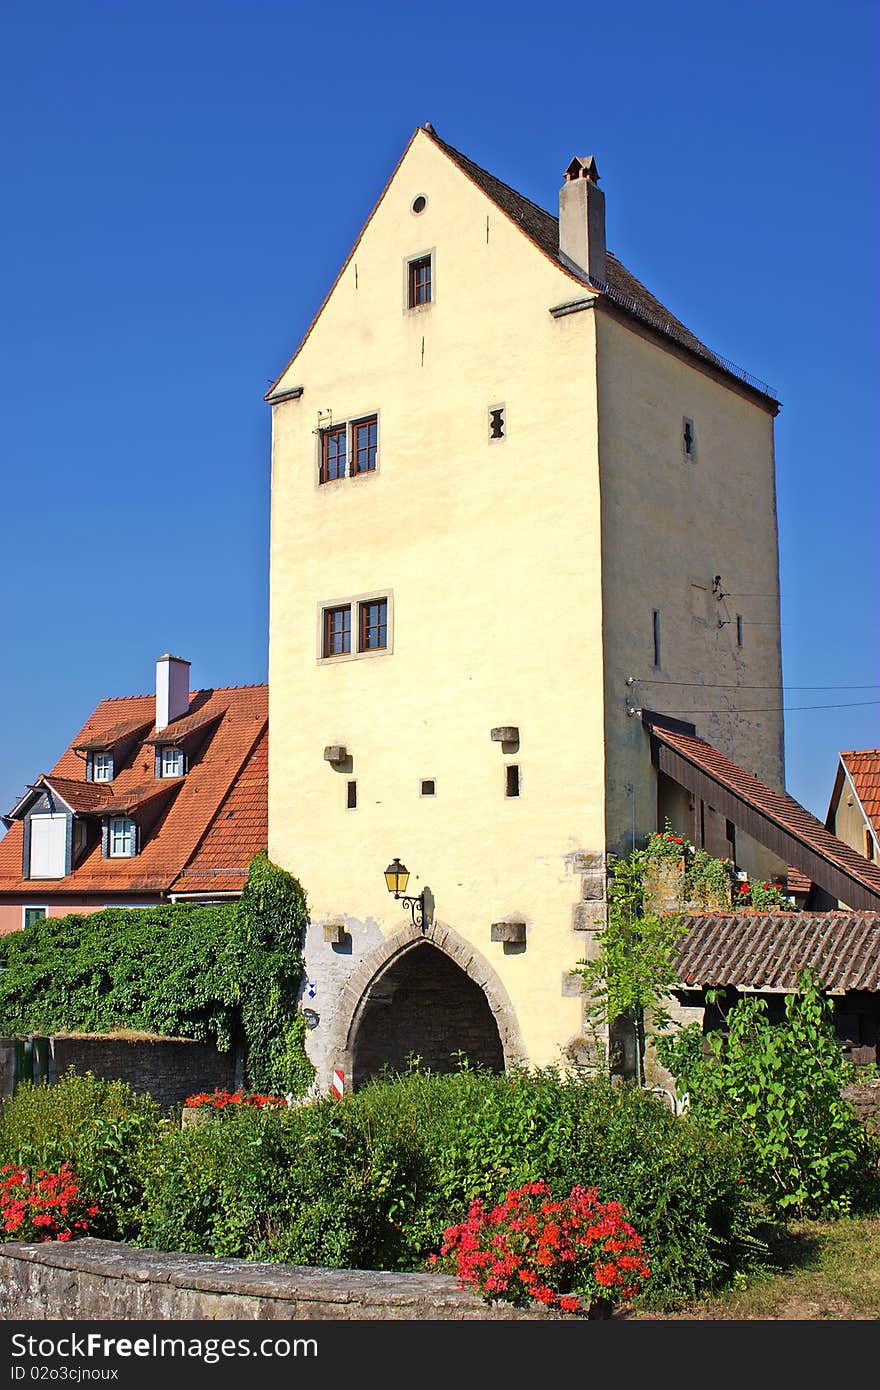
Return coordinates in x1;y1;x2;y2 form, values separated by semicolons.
137;1099;422;1269
685;973;879;1218
0;1071;162;1239
343;1065;761;1307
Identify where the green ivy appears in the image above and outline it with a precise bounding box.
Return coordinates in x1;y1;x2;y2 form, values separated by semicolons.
0;852;314;1098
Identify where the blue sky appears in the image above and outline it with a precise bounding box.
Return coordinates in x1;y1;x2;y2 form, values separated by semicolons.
1;0;877;825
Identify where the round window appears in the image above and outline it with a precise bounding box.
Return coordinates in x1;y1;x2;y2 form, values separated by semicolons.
411;194;427;215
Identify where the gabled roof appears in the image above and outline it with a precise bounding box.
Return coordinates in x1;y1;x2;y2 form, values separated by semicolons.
267;125;777;407
0;685;268;900
828;750;880;844
674;912;880;993
644;714;880;913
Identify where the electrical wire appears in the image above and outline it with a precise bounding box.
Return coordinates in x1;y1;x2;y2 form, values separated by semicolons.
636;680;880;690
657;699;880;714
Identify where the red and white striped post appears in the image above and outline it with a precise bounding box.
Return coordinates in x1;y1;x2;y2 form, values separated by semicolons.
331;1068;344;1100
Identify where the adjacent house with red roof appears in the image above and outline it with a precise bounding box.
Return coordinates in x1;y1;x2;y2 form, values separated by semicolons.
0;656;267;936
826;750;880;868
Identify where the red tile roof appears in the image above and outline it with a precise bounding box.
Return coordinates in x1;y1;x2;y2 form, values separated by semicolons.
674;912;880;993
646;717;880;911
0;685;267;899
72;715;154;752
785;867;813;895
171;726;268;895
839;750;880;839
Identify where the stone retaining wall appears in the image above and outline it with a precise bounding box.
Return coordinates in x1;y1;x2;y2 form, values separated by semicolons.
0;1239;558;1321
0;1035;240;1111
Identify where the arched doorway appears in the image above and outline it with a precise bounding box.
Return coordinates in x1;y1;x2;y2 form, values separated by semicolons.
350;942;505;1089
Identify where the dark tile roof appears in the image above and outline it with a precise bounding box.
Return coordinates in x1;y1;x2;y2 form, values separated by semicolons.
425;129;776;402
647;719;880;908
675;912;880;993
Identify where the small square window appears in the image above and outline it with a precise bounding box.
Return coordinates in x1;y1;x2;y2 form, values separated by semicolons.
352;417;378;475
420;779;436;797
109;817;137;858
324;605;352;657
23;907;46;929
92;753;114;783
320;425;347;484
159;746;185;778
408;255;432;308
359;598;387;652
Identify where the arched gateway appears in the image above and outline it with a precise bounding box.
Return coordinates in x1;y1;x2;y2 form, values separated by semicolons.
327;920;525;1092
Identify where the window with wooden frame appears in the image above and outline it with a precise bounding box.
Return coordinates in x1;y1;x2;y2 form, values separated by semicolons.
320;424;347;484
323;605;352;657
352;416;378;475
359;597;388;651
407;254;432;308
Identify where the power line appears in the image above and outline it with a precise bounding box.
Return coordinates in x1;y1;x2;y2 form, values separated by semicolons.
637;680;880;691
659;699;880;714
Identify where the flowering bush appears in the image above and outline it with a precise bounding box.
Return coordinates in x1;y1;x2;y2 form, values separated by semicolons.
1;1162;98;1242
183;1090;287;1110
435;1180;650;1314
734;879;791;911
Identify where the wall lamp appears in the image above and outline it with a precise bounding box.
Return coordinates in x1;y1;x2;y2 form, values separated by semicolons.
384;857;433;932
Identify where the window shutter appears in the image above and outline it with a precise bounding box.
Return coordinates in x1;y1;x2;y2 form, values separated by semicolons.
133;821;141;857
155;748;162;778
101;819;109;859
86;753;94;782
64;816;74;876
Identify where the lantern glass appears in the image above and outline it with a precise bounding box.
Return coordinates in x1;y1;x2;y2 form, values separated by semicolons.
384;858;409;896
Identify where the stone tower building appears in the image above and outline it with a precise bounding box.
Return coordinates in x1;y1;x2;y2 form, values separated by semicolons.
266;126;784;1092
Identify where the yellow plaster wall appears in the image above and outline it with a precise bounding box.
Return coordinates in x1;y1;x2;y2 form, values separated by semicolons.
831;780;878;861
595;310;786;873
269;132;604;1067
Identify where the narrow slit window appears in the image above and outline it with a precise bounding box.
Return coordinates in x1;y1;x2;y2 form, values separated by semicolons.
652;610;661;668
408;255;432;307
505;765;520;798
346;781;357;810
489;406;505;441
682;417;696;457
736;614;744;647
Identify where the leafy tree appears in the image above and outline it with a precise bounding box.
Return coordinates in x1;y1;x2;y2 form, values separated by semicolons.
575;839;688;1085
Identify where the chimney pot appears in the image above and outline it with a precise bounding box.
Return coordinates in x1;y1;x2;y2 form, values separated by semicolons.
155;654;191;732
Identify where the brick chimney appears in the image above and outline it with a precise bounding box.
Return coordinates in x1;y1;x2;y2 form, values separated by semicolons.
155;654;191;732
558;155;605;285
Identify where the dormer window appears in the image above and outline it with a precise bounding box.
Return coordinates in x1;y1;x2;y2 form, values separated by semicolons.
88;752;114;783
157;746;185;778
108;817;137;858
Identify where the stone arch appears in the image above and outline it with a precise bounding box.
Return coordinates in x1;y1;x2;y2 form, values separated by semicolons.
327;919;525;1092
